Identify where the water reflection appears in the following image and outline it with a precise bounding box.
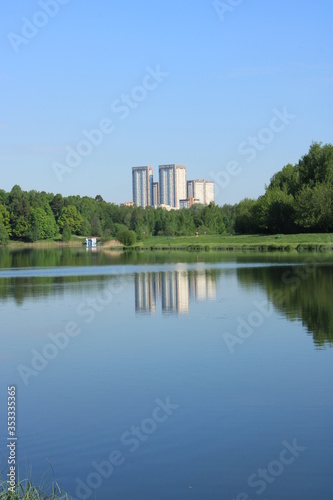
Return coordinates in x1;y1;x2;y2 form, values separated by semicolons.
1;249;333;346
135;270;217;314
237;264;333;347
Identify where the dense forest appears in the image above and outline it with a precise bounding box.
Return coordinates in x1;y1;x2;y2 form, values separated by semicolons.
0;142;332;245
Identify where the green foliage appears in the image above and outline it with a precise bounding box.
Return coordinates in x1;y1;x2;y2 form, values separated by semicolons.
13;216;29;239
79;217;91;236
234;198;258;234
0;223;9;245
50;193;64;220
57;205;83;234
0;204;12;235
236;142;333;234
253;188;296;234
90;213;102;236
62;224;72;242
27;207;58;242
117;229;137;246
295;184;333;231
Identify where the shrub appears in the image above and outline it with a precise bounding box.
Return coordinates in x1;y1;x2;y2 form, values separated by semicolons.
117;229;136;246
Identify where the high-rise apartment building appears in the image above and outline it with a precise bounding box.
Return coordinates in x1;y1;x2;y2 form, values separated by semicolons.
187;180;215;205
159;164;187;209
204;181;215;205
153;182;159;207
132;166;153;207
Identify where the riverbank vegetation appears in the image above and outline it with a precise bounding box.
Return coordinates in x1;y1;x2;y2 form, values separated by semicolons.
0;477;70;499
0;142;332;247
131;232;333;251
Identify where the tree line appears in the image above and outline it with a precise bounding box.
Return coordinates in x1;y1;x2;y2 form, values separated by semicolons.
0;142;332;245
234;142;333;234
0;185;228;245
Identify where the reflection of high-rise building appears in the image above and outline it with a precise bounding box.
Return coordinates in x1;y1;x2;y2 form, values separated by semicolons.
188;270;217;301
187;180;215;205
135;273;158;313
132;166;153;207
134;270;216;315
161;271;189;314
159;164;187;209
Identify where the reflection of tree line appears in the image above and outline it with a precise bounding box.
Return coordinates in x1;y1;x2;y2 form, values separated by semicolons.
0;269;218;310
0;248;115;269
135;270;218;315
2;253;332;346
236;264;333;347
0;276;113;306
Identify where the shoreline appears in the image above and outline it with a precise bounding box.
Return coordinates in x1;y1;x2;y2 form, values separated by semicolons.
1;233;333;252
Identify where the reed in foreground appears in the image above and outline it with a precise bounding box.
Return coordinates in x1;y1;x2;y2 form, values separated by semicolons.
0;478;71;500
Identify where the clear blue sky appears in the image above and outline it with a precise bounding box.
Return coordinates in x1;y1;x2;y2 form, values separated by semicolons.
1;0;333;205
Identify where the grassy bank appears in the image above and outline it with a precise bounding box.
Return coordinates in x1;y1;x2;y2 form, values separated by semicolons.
129;233;333;251
4;235;87;249
2;233;333;252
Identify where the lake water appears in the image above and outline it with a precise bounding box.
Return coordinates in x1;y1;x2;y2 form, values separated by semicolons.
0;248;333;499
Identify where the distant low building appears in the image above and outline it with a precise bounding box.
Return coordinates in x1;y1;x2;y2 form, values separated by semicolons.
159;203;176;211
85;237;97;247
179;198;200;209
121;201;134;207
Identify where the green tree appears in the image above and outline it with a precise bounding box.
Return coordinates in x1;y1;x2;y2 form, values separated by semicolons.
234;198;258;234
9;185;31;227
295;184;333;231
13;216;29;239
50;193;64;220
79;218;91;236
90;214;102;236
298;142;333;187
27;207;58;241
0;205;12;236
62;224;72;242
268;163;299;196
0;223;9;245
57;205;83;234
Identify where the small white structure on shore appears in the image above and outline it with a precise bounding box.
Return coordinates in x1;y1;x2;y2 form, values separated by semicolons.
85;237;97;247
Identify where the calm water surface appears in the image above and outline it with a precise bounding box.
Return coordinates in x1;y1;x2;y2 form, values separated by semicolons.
0;248;332;499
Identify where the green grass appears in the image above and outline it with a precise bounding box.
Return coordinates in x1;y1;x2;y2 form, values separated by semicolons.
131;233;333;251
0;479;71;499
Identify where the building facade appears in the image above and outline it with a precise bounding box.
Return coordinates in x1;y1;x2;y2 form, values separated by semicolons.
132;166;153;207
187;179;215;205
159;164;187;209
179;198;200;209
153;182;159;207
204;181;215;205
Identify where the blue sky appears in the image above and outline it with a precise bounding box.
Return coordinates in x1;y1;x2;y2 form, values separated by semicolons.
1;0;333;205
